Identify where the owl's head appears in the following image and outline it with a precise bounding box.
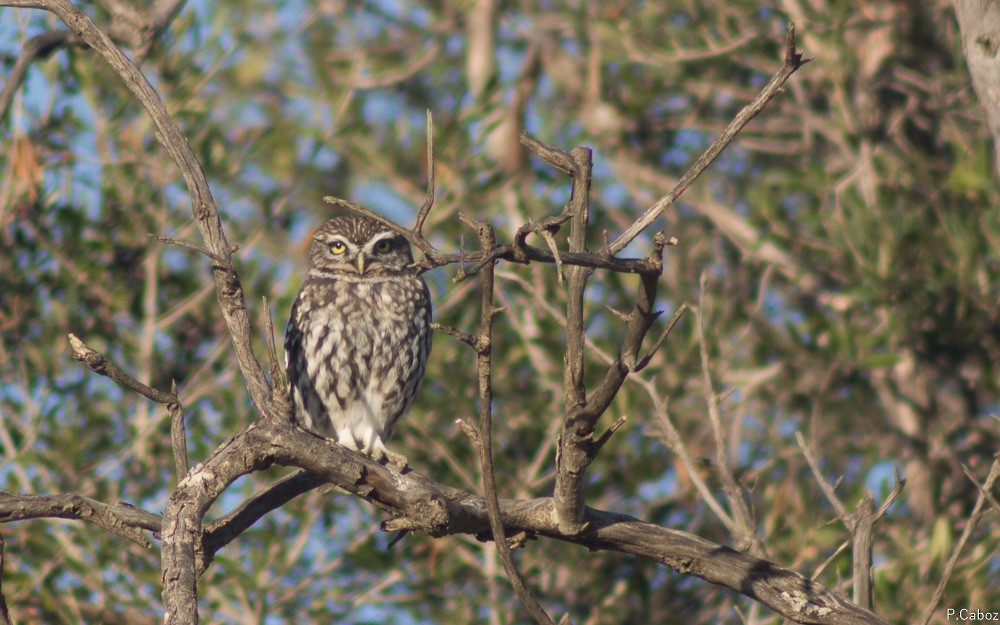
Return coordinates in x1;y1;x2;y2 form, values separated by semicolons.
307;215;414;277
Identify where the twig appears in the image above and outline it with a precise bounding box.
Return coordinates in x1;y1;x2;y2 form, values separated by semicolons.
4;5;273;620
695;279;759;553
607;23;807;255
795;432;848;517
323;195;661;277
463;217;557;625
961;462;1000;515
67;333;176;405
0;29;81;124
10;0;272;423
430;322;479;348
632;302;688;372
537;229;565;283
414;110;435;236
917;454;1000;625
650;391;736;529
591;416;627;455
796;433;905;611
150;234;225;264
0;533;11;625
262;296;282;389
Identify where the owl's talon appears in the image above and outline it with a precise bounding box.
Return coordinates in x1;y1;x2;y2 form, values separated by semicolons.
382;450;409;471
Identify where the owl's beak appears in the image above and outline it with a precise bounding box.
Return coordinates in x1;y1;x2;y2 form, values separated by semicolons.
356;253;366;275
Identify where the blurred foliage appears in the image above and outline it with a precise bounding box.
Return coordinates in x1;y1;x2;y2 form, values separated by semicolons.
0;1;997;624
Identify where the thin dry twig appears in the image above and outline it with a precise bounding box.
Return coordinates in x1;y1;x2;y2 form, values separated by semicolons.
607;23;807;255
0;534;11;625
695;281;759;553
632;301;688;372
414;110;435;236
261;296;283;388
0;0;184;123
917;454;1000;625
68;333;176;404
0;29;81;124
323;194;660;278
796;433;906;611
463;217;557;625
150;234;225;264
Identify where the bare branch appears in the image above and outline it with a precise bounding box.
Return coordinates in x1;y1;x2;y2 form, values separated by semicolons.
796;433;906;611
0;491;158;548
591;415;627;456
259;422;891;625
917;454;1000;625
0;534;11;625
552;142;594;535
261;296;284;388
607;23;807;255
150;234;225;264
201;471;326;567
323;195;660;278
0;0;185;122
68;333;177;405
795;432;850;518
0;29;82;124
414;110;435;236
9;0;272;424
430;321;479;348
695;281;759;553
463;216;557;625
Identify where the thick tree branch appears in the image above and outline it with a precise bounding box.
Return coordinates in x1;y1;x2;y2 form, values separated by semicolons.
201;470;325;567
551;141;593;536
250;422;891;625
0;491;158;547
0;413;892;625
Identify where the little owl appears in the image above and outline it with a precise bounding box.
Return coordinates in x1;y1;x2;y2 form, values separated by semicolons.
284;215;432;469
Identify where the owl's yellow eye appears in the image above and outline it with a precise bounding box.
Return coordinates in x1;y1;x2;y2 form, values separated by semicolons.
330;241;347;255
373;239;393;254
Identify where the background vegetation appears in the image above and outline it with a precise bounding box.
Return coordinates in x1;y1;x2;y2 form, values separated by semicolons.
0;1;996;623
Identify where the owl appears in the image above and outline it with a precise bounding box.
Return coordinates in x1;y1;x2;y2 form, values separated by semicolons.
284;215;432;469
